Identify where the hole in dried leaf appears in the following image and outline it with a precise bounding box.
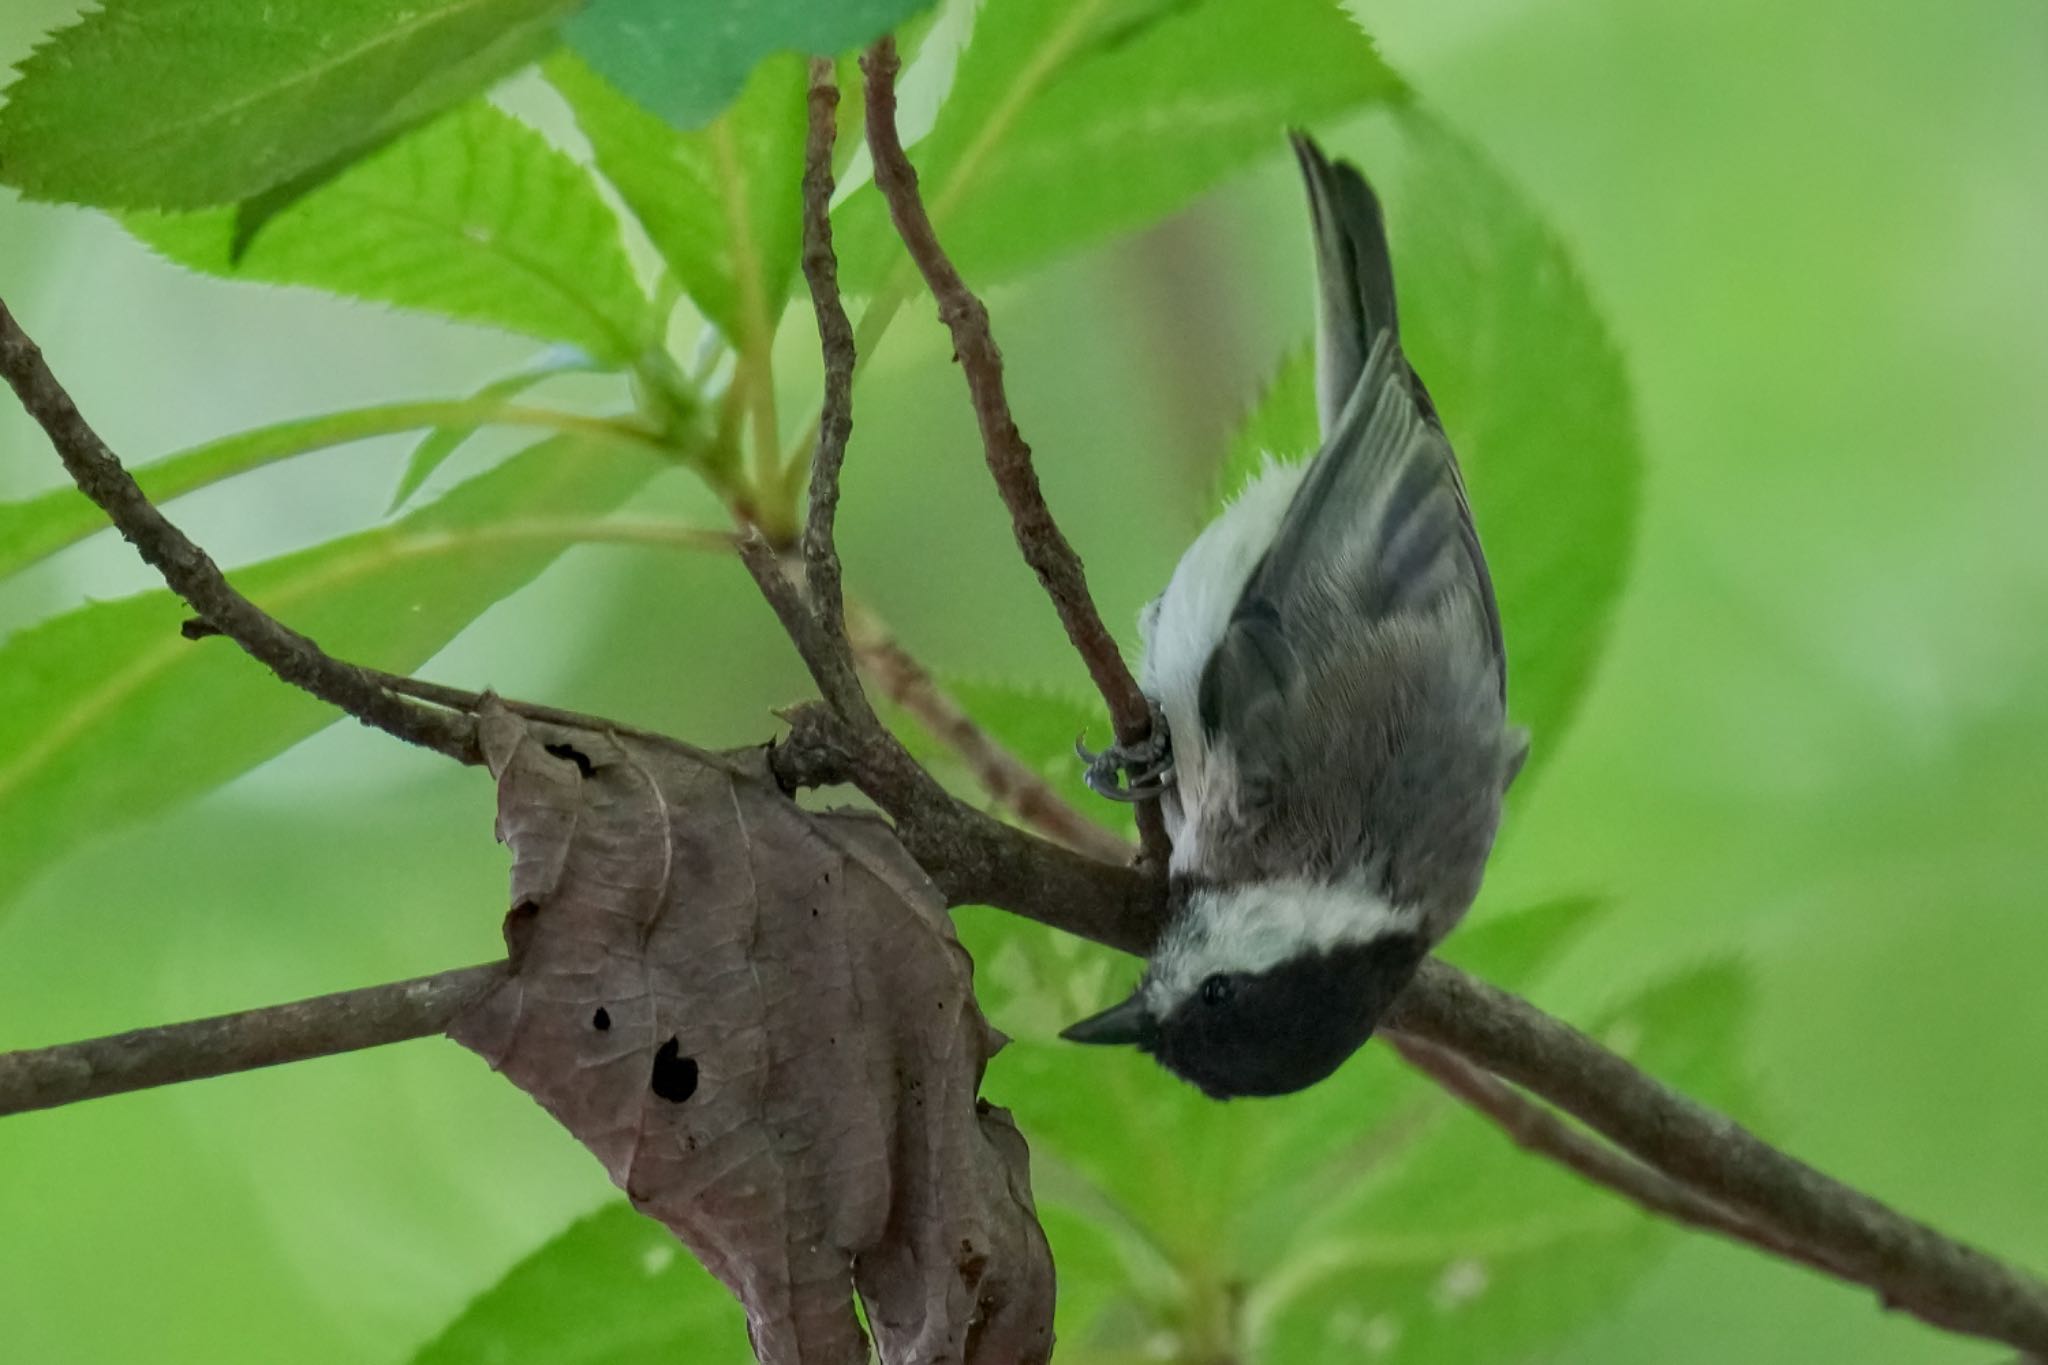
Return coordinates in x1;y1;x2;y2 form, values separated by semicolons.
543;742;594;777
592;1007;611;1032
651;1037;698;1102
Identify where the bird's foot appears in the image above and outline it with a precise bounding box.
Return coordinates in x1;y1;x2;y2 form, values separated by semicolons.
1076;703;1174;803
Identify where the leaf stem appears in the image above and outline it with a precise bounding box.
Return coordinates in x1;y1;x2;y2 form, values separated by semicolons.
0;398;668;581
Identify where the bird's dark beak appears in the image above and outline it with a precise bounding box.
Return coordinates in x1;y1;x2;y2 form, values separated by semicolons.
1060;992;1157;1047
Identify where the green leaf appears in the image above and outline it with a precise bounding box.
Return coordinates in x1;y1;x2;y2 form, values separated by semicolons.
0;436;661;914
0;0;577;211
1439;896;1604;986
1247;963;1754;1364
832;0;1405;295
1215;341;1316;509
124;102;652;363
0;398;651;583
563;0;935;131
412;1202;752;1364
1395;110;1641;787
387;354;605;513
547;52;807;348
1211;113;1642;787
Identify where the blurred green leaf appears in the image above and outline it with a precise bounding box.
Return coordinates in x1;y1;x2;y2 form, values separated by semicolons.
1439;895;1604;985
548;52;805;351
125;102;652;363
1211;113;1641;787
1247;963;1754;1363
0;0;575;211
0;398;651;582
563;0;934;131
412;1202;753;1364
0;436;661;914
387;354;607;513
1395;110;1641;789
1029;1201;1166;1365
832;0;1405;296
1215;341;1316;508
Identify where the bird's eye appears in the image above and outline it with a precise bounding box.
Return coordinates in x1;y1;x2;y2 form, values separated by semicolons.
1200;974;1235;1007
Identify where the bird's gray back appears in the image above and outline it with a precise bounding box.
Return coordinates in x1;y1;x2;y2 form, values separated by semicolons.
1200;591;1511;933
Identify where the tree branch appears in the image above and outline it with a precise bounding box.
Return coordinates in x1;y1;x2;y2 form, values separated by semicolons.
1388;961;2048;1354
0;964;505;1117
738;60;965;844
1388;1031;1852;1282
846;601;1134;864
0;298;479;765
859;37;1171;866
799;56;855;650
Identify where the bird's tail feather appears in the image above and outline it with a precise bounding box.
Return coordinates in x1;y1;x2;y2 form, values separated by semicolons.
1290;131;1399;439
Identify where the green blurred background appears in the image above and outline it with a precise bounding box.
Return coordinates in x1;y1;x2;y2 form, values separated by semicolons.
2;0;2044;1362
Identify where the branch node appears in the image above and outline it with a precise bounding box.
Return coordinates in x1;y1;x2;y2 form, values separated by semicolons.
858;36;1170;867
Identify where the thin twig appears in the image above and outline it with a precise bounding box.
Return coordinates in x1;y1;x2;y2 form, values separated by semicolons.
0;299;478;765
0;964;505;1116
1389;961;2048;1355
737;66;964;840
799;56;856;650
846;601;1133;864
743;59;872;728
858;37;1171;866
1389;1032;1852;1282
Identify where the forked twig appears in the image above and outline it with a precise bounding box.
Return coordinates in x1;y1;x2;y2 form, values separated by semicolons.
1389;1032;1851;1281
847;603;1133;864
858;37;1171;867
1389;961;2048;1352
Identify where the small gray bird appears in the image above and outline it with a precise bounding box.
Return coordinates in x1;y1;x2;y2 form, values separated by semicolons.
1065;134;1527;1099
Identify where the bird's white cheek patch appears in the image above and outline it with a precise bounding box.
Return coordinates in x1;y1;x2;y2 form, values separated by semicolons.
1147;878;1424;1013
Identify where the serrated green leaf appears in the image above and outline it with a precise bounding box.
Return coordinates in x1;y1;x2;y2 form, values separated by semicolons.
1395;110;1641;789
387;354;606;513
412;1201;752;1364
1211;113;1641;789
1247;963;1754;1364
832;0;1405;296
0;0;576;211
0;398;652;583
563;0;935;131
547;52;806;349
1215;341;1316;508
124;102;652;363
0;436;661;914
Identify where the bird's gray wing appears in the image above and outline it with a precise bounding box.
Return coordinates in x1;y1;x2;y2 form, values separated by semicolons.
1198;141;1506;774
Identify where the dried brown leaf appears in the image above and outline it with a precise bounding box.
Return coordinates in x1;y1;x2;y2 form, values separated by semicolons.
449;701;1053;1365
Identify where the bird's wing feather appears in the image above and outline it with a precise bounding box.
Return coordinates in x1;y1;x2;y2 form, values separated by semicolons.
1199;139;1506;765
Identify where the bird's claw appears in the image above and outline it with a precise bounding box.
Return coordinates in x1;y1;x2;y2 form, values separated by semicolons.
1076;706;1174;804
